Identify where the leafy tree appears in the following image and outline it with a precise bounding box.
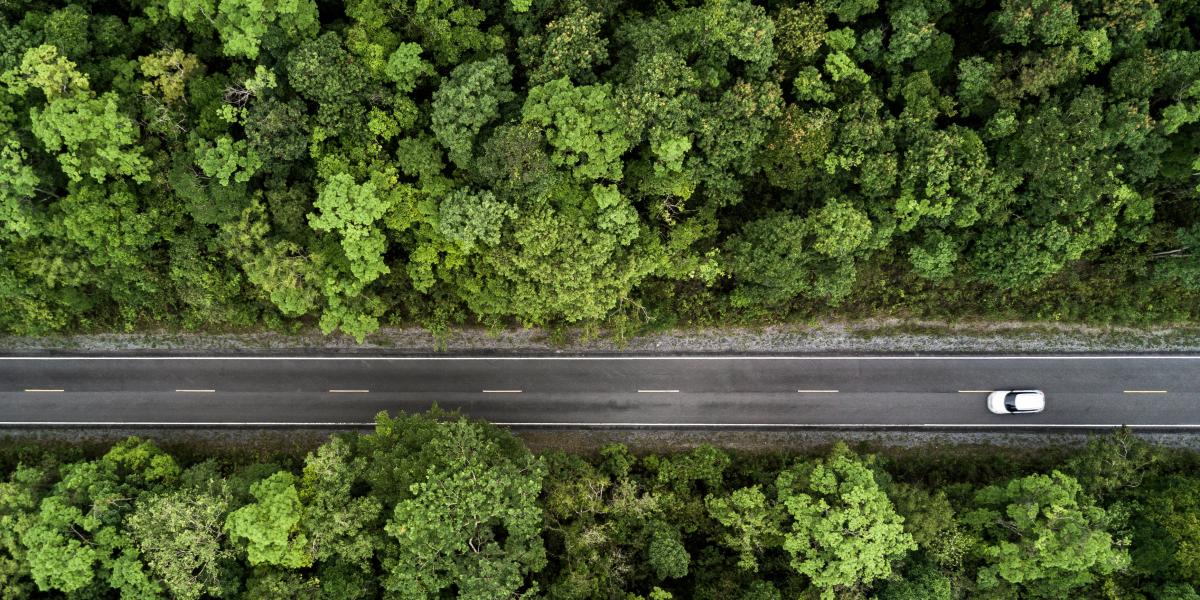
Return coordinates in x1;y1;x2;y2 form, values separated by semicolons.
30;92;150;183
1;44;90;100
0;139;38;242
1065;428;1157;501
19;438;178;596
127;485;235;600
160;0;320;59
647;523;690;580
523;77;634;182
1132;475;1200;588
384;42;434;94
195;134;263;185
380;414;546;599
138;49;201;104
0;465;47;599
431;56;515;170
726;201;875;307
524;7;609;86
880;561;953;600
308;173;392;285
225;471;312;569
775;443;915;599
890;483;970;569
963;471;1129;597
298;436;382;568
450;195;660;325
706;485;784;572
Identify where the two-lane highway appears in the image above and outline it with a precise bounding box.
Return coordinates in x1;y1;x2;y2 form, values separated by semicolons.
1;356;1198;428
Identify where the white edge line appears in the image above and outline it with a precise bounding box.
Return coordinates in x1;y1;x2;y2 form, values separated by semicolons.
23;389;64;392
637;389;680;393
3;355;1200;360
328;389;369;393
797;389;839;393
482;389;522;393
0;422;378;426
499;423;1200;428
175;389;215;393
1124;390;1168;394
2;422;1199;428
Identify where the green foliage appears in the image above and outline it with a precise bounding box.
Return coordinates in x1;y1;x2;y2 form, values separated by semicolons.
161;0;320;59
127;486;235;600
308;173;392;285
30;93;150;183
195;135;263;185
431;56;515;170
706;485;784;572
384;42;433;94
525;7;608;86
964;471;1129;597
776;443;916;599
2;44;90;100
647;524;690;579
726;202;874;307
0;139;38;241
2;418;1200;598
19;438;177;596
138;49;201;104
523;78;634;182
0;0;1198;336
225;471;312;569
381;415;546;599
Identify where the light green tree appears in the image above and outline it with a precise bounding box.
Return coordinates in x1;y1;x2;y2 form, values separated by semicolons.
19;438;178;596
127;487;235;600
30;93;150;183
381;417;546;600
964;471;1129;598
161;0;319;59
775;443;915;599
308;173;392;285
225;472;312;569
195;135;263;185
0;139;38;241
522;78;634;182
706;485;784;572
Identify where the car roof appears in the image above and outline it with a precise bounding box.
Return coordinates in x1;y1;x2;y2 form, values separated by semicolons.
1012;391;1044;411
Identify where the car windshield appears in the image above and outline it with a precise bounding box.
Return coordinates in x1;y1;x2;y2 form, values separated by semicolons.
1004;392;1019;412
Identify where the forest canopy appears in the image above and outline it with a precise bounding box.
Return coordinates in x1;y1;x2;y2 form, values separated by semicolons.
1;412;1198;599
0;0;1198;340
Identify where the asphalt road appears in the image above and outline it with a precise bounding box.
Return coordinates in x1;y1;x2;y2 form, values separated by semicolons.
1;356;1198;428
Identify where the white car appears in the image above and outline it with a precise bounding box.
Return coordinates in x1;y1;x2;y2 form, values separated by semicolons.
987;390;1045;414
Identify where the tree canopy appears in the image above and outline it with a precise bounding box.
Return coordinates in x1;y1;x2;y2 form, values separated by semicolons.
0;0;1197;339
1;417;1197;598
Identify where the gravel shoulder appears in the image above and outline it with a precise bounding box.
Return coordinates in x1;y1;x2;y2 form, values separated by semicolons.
4;319;1200;355
6;426;1200;454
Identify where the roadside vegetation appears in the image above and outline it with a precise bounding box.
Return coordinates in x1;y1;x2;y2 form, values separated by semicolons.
1;410;1197;599
2;0;1199;341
